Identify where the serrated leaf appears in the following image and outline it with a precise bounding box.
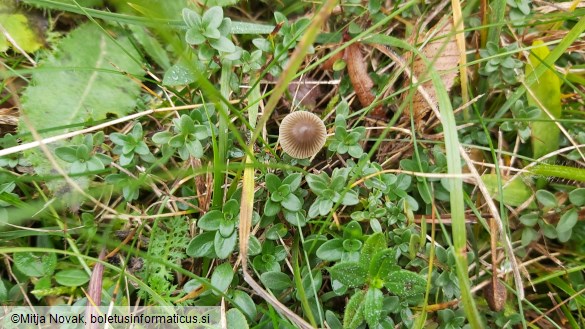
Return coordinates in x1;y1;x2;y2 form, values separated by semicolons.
54;269;90;287
527;40;562;159
329;262;367;287
20;23;142;137
18;23;142;200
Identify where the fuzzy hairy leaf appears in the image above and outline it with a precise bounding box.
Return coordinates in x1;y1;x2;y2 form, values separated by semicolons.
329;262;367;287
20;23;143;137
343;290;366;329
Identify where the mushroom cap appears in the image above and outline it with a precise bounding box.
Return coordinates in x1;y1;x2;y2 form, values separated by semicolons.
279;111;327;159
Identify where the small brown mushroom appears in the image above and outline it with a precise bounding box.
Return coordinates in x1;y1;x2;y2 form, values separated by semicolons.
279;111;326;159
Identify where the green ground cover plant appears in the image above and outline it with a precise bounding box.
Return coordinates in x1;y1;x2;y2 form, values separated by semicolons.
1;0;585;328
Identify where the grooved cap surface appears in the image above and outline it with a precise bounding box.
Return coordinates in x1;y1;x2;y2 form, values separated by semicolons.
279;111;326;159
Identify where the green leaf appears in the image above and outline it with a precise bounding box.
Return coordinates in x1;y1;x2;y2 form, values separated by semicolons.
318;198;334;216
210;36;236;53
198;210;223;230
182;8;201;27
363;287;383;328
55;147;79;163
265;173;281;192
521;227;538;246
226;308;249;329
281;193;302;212
557;208;578;235
343;221;363;239
329;262;367;288
263;199;281;216
343;290;366;329
369;248;397;281
215;231;237;259
211;263;234;294
186;231;216;258
536;190;557;208
0;280;8;302
129;25;170;70
481;174;533;207
0;13;43;53
163;63;196;86
20;23;142;138
186;140;204;158
202;7;224;30
360;233;386;269
306;173;328;194
384;270;426;297
316;239;344;261
341;190;359;206
206;0;239;7
569;188;585;206
231;290;257;319
527;40;562;159
54;269;90;287
260;271;292;290
519;213;539;227
152;131;173;144
326;311;343;329
282;173;302;191
13;252;57;277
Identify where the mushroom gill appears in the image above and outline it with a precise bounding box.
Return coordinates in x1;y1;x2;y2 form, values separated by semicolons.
279;111;326;159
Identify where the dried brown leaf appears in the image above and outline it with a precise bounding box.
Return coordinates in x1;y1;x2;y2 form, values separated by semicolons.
192;158;212;212
483;279;507;312
405;19;460;127
85;249;106;329
346;43;385;118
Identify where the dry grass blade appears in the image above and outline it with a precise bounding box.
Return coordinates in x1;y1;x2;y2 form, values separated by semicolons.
238;156;254;270
406;19;460;128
